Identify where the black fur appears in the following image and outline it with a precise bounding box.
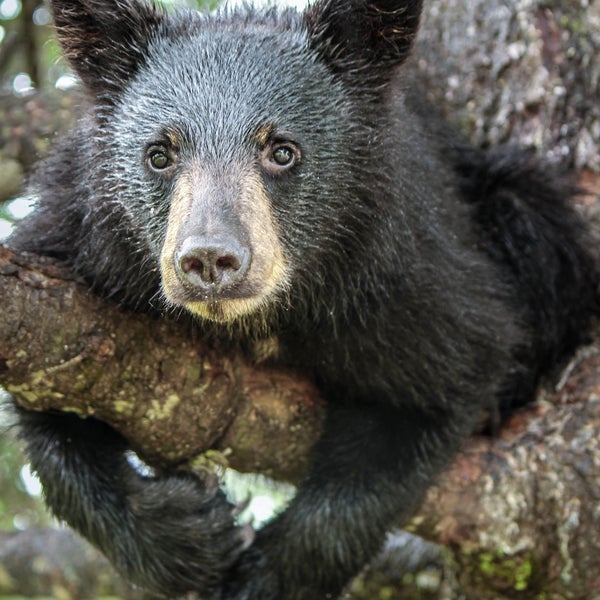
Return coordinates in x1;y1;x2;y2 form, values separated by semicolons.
9;0;599;598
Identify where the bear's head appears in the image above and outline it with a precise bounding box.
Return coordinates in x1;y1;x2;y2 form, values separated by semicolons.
50;0;423;324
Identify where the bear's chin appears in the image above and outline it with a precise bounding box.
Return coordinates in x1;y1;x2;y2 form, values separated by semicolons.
182;297;267;324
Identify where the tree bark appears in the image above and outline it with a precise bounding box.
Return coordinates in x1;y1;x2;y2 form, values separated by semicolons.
412;0;600;173
411;349;600;599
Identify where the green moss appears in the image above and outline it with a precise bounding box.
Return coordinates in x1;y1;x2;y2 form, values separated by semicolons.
146;393;181;420
189;449;230;479
470;549;535;593
6;383;39;404
113;400;134;415
514;560;533;591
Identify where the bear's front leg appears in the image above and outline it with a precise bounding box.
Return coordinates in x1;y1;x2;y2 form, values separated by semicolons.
217;401;475;600
15;406;249;598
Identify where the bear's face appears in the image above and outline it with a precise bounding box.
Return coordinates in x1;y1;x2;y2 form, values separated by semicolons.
49;0;422;324
102;24;366;323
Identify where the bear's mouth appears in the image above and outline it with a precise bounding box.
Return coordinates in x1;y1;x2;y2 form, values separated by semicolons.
178;295;273;323
172;278;258;304
160;265;285;323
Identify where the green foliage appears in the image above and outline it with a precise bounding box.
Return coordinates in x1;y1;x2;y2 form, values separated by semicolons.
0;433;50;530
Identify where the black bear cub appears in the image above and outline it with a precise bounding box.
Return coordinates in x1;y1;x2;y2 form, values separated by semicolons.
9;0;599;598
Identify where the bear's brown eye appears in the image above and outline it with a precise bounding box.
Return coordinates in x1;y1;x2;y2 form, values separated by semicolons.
262;140;301;175
146;144;177;174
272;146;294;166
149;150;170;171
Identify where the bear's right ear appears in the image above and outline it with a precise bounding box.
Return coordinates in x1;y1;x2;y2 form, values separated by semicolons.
50;0;165;100
304;0;423;81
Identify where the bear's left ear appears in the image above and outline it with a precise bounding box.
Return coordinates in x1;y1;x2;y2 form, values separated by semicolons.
304;0;423;80
50;0;166;101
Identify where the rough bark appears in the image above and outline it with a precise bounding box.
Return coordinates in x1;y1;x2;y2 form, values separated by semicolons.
413;0;600;173
411;344;600;599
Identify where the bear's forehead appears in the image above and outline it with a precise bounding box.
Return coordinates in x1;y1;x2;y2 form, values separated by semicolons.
114;25;342;153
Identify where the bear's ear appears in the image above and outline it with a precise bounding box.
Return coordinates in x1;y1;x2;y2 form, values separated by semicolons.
50;0;165;100
304;0;423;79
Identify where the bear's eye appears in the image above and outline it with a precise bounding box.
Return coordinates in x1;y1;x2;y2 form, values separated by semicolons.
150;151;169;170
262;140;301;175
273;146;294;166
145;145;176;174
148;150;170;171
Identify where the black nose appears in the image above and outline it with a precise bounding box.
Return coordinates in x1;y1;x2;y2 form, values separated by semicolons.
175;235;250;291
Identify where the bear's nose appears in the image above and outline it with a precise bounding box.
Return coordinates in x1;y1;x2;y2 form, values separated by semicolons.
175;235;250;291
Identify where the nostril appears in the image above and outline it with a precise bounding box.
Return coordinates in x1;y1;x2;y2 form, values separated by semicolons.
216;255;241;271
181;257;204;274
180;252;241;282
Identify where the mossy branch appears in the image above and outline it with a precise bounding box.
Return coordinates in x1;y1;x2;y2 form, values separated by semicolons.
0;246;322;483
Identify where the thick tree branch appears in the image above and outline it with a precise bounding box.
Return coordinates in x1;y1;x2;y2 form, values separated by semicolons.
412;350;600;597
0;246;323;483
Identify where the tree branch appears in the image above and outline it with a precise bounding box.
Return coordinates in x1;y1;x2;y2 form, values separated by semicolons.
0;246;323;483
